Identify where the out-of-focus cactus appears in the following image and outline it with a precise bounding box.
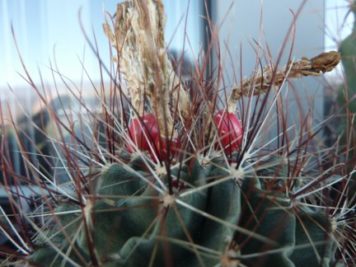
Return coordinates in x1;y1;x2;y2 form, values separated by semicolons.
337;0;356;195
0;96;72;185
338;0;356;144
339;1;356;113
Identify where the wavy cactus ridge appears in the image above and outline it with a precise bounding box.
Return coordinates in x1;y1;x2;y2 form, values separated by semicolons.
290;210;335;267
236;179;295;267
92;159;240;266
234;178;337;267
28;156;338;267
29;157;241;266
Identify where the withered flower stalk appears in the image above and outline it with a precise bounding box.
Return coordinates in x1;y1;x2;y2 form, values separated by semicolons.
228;51;341;111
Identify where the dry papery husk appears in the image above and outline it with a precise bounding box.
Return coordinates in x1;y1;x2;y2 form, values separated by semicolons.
227;51;340;111
103;0;190;138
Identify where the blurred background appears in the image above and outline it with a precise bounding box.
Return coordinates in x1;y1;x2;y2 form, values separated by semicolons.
0;0;353;119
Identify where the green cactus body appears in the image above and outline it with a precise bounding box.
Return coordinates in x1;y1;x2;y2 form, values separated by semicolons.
30;157;241;266
235;179;296;267
235;179;336;267
290;211;335;267
28;155;338;267
338;1;356;139
337;1;356;194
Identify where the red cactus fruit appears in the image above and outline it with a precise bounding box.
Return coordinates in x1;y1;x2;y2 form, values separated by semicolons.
213;110;243;154
128;114;180;161
154;137;181;161
128;113;159;154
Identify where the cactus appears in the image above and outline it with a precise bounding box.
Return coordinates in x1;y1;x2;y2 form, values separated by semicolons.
27;156;338;267
0;1;354;267
337;0;356;199
30;158;240;266
339;1;356;113
0;96;70;184
337;0;356;147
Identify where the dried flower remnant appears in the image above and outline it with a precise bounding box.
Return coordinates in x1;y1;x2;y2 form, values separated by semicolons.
103;0;190;137
214;110;243;154
228;51;341;111
127;113;159;154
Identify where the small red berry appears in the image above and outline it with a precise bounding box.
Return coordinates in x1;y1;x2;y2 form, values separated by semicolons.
214;110;243;154
171;178;186;192
154;137;180;161
128;114;159;153
127;114;180;161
